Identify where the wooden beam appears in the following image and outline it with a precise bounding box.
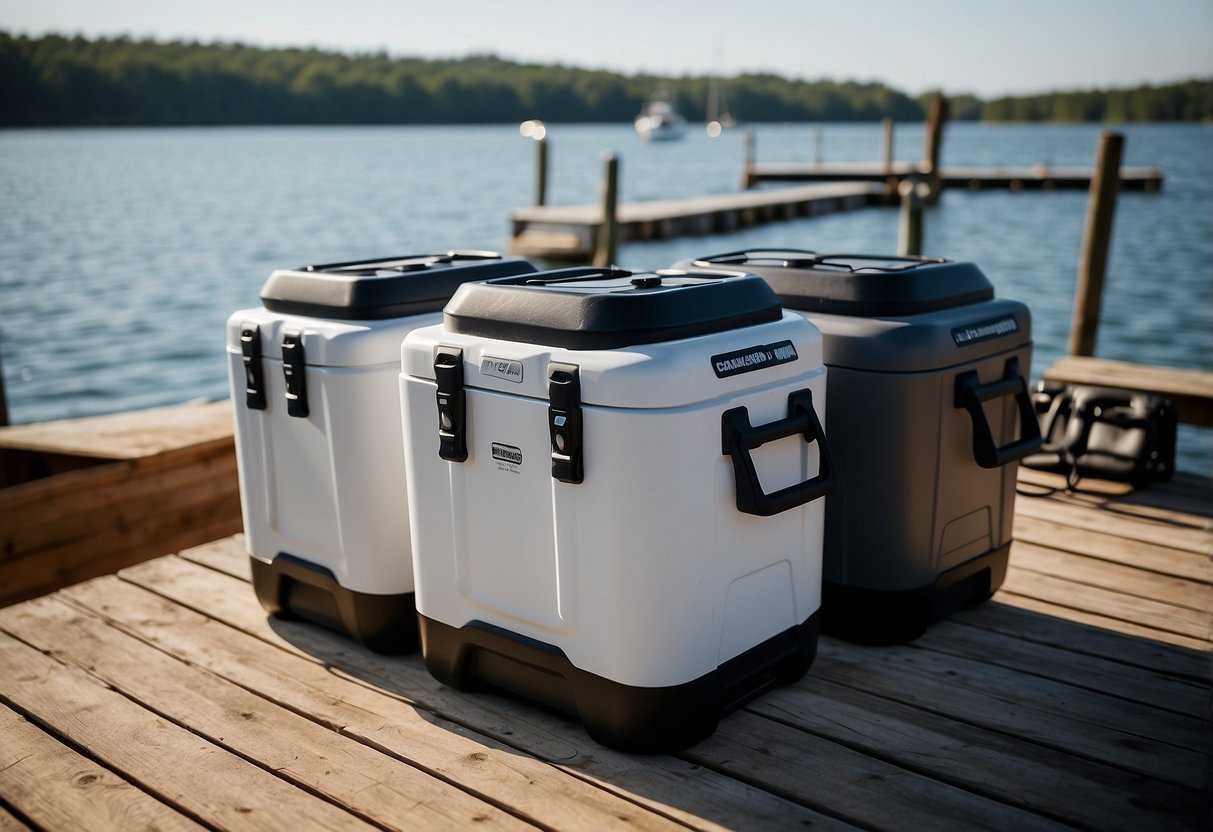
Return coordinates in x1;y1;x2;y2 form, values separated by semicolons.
1044;355;1213;427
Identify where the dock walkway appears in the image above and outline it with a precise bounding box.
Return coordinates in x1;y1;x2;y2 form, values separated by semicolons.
1;467;1209;830
743;161;1165;192
510;181;887;260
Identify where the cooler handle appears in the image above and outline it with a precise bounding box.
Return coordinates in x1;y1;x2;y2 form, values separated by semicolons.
721;388;835;517
954;357;1043;469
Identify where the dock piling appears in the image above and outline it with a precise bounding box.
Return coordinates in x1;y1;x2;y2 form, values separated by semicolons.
1068;131;1125;357
0;342;8;427
897;176;929;256
593;154;620;267
742;129;756;189
881;117;894;175
534;137;549;207
811;128;822;166
923;93;949;204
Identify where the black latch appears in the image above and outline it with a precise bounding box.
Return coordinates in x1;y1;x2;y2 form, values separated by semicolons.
281;330;309;418
548;362;583;483
239;322;266;410
434;346;467;462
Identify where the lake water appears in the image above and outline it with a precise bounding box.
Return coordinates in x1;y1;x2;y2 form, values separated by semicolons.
1;122;1210;473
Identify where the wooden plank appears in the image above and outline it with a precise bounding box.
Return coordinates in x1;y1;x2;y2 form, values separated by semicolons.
999;564;1212;643
809;640;1206;788
1010;540;1212;613
103;561;850;831
681;710;1067;832
1015;471;1213;531
0;439;237;530
0;595;543;832
0;805;32;832
745;676;1202;832
1013;491;1212;554
1044;356;1213;427
0;631;381;832
913;616;1209;717
1016;467;1213;520
993;588;1212;652
955;599;1211;683
0;486;242;607
0;400;233;460
0;704;205;832
48;580;716;832
1013;513;1212;584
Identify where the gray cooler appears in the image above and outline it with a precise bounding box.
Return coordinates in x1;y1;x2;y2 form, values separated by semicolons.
678;250;1042;642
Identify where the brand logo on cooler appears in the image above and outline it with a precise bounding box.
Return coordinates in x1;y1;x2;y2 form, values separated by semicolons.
710;340;799;378
491;442;523;465
952;315;1020;346
481;356;523;383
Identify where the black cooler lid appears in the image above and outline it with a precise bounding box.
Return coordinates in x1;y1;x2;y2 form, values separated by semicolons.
260;251;537;320
443;267;783;349
684;249;993;316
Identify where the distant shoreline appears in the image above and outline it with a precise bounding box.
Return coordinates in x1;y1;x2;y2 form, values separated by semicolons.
3;32;1210;128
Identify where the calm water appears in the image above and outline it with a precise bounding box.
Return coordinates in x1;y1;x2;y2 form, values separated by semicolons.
1;122;1210;472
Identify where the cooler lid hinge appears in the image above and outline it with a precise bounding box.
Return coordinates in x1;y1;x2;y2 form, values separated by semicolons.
434;346;468;462
548;362;583;484
239;322;266;410
281;330;309;418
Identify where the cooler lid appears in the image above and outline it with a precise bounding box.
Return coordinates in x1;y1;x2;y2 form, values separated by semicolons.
442;267;783;349
259;251;537;321
682;249;994;316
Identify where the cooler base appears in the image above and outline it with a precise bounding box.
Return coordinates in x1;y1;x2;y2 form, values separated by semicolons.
250;554;419;654
419;611;820;753
821;542;1010;645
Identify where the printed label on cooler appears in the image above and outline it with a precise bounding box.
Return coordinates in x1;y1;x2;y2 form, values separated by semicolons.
710;340;799;379
952;315;1020;347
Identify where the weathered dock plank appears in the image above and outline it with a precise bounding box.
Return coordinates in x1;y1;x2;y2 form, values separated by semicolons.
510;181;888;260
0;467;1208;831
744;161;1165;191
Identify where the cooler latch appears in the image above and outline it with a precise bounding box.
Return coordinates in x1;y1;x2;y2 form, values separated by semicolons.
548;362;583;483
281;330;309;418
434;346;468;462
239;322;266;410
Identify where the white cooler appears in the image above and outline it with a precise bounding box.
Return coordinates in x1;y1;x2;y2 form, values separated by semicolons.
400;267;834;751
226;251;536;653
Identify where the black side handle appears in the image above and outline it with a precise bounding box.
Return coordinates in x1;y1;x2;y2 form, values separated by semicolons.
721;389;835;517
954;357;1044;469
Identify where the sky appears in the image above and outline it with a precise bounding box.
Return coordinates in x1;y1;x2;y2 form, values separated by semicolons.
2;0;1211;98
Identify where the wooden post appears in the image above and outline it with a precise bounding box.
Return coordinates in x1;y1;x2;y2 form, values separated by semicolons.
811;127;822;166
1068;131;1124;357
534;137;548;207
0;344;9;427
593;154;619;267
741;128;756;189
881;117;894;174
922;93;948;204
897;177;929;257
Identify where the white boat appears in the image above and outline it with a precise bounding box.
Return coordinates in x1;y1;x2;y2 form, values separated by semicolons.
634;96;687;142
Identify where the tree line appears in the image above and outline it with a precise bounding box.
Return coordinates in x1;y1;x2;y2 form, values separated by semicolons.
2;32;1209;127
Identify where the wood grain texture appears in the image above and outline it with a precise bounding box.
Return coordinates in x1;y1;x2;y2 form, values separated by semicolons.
0;705;204;832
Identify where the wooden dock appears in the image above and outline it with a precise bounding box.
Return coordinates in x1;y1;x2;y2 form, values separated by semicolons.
743;161;1165;192
1;466;1209;831
510;181;888;261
